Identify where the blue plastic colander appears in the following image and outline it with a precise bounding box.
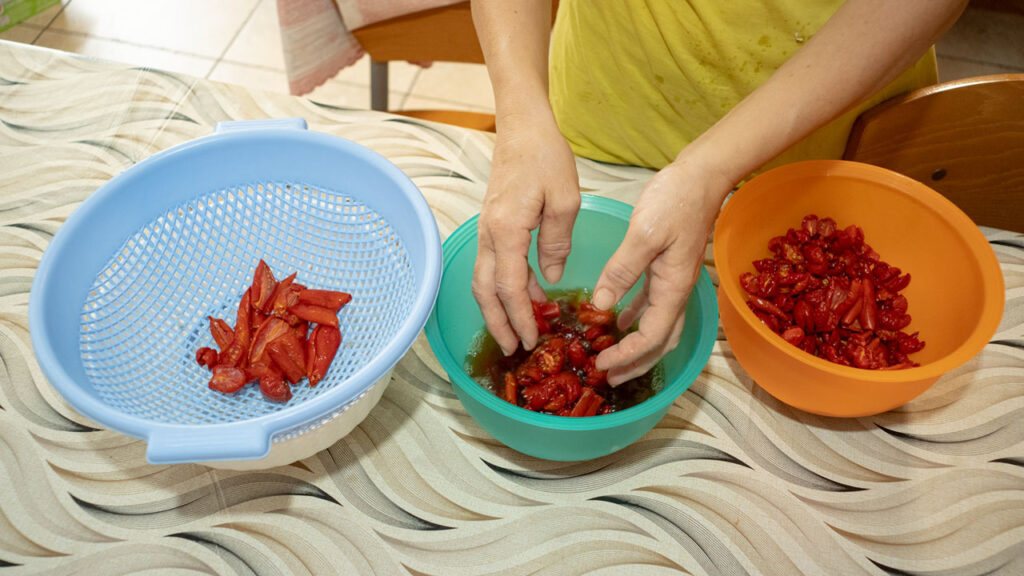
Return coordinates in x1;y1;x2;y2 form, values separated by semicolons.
29;118;441;466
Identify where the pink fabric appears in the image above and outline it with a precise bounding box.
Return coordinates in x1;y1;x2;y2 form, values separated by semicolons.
276;0;460;96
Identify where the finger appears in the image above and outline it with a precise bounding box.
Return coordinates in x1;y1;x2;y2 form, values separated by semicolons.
616;275;650;331
536;191;580;284
472;235;519;355
605;343;663;387
493;225;540;350
594;315;666;374
604;313;685;386
527;267;547;303
592;225;661;311
595;273;688;371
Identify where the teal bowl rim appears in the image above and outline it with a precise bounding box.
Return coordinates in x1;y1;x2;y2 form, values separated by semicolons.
425;194;718;432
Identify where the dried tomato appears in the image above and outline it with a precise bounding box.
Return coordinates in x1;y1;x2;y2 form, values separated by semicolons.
467;291;661;417
297;289;352;311
267;332;307;384
195;347;219;370
218;340;246;369
267;272;297;318
741;214;925;369
208;315;245;369
234;289;253;354
584;356;608;388
533;337;566;375
289;303;339;328
583;325;608;341
251;259;277;313
591;334;615;352
577;302;614;327
570;387;603;417
208;365;247;394
566;339;588;369
534;300;561;320
531;300;560;336
208;317;235;351
305;324;341;387
504;372;518;404
195;261;352;402
248;317;290;366
259;370;292;403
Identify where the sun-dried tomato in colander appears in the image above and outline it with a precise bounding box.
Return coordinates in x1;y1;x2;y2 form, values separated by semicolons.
740;214;925;370
468;291;660;416
195;259;350;402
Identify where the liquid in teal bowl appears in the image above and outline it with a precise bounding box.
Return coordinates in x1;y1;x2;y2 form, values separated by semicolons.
425;194;718;460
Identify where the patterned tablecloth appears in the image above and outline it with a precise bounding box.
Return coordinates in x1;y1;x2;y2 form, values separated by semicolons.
1;41;1022;576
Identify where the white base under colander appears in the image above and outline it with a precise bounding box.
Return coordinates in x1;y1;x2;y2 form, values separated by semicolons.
206;369;392;470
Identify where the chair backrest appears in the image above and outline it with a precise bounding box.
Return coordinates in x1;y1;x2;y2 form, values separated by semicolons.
351;1;485;65
844;74;1024;233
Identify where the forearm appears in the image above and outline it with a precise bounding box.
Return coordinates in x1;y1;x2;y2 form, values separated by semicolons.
471;0;555;129
681;0;967;194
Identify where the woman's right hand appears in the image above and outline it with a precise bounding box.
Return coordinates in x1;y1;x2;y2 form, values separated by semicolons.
472;113;581;356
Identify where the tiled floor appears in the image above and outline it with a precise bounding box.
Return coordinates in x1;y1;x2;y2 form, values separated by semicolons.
2;0;1023;115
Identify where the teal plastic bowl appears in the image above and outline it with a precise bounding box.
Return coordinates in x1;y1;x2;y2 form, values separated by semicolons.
425;194;718;460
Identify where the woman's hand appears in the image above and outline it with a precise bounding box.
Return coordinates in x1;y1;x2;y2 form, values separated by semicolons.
591;159;733;386
470;0;574;355
472;114;581;356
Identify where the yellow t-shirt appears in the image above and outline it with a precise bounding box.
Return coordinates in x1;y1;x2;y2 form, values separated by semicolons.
548;0;938;170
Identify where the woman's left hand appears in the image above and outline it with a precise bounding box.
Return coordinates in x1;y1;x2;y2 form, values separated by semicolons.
590;158;732;386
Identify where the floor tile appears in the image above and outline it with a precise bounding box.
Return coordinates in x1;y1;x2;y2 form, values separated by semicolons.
937;8;1024;70
49;0;259;59
34;28;215;77
938;56;1023;82
23;0;69;27
223;0;283;70
406;61;494;110
208;60;289;94
0;24;41;44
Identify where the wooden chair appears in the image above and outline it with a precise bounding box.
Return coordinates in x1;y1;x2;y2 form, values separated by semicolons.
350;1;559;132
844;74;1024;233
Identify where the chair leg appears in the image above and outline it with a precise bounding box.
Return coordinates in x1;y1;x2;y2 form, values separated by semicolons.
370;60;389;111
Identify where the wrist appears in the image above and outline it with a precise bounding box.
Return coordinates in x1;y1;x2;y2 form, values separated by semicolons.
668;144;740;206
494;85;556;133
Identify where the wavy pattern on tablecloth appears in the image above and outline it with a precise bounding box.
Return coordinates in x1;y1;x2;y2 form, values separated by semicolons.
1;43;1023;575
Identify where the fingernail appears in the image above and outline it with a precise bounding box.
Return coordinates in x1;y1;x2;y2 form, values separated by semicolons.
542;264;563;284
592;288;613;310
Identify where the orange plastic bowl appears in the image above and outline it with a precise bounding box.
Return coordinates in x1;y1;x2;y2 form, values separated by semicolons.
713;160;1004;417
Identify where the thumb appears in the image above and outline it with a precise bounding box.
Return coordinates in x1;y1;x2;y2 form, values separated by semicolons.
592;227;660;310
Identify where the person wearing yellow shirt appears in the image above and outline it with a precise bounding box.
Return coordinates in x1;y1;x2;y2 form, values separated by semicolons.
470;0;967;386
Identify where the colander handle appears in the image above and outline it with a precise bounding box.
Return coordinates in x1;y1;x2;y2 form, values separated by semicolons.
214;117;308;133
145;423;271;465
